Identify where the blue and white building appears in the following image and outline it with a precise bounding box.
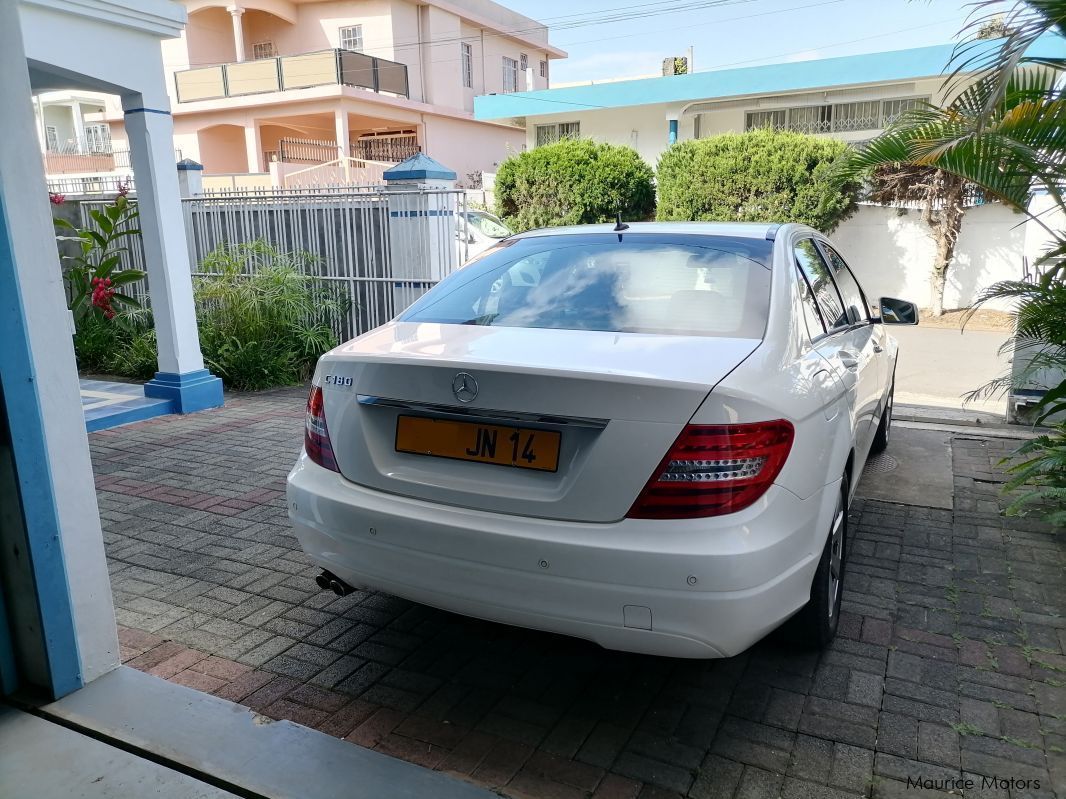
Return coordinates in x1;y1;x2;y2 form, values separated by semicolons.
473;40;1062;167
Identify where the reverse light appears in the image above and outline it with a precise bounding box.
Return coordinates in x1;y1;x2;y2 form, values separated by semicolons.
305;385;339;472
628;420;794;519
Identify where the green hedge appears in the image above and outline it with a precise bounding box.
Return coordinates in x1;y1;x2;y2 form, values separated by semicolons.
495;138;655;232
656;129;860;232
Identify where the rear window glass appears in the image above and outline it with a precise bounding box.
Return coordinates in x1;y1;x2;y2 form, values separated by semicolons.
401;234;773;338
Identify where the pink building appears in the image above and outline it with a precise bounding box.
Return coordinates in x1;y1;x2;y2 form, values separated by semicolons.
104;0;565;185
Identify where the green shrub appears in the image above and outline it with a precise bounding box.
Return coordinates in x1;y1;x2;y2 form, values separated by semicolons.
72;241;346;392
73;311;157;381
495;138;655;232
194;241;347;391
656;129;860;232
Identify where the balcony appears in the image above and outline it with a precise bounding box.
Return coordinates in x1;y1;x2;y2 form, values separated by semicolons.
42;145;182;175
174;49;410;104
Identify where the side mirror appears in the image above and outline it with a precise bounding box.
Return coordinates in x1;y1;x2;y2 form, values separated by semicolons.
879;297;919;325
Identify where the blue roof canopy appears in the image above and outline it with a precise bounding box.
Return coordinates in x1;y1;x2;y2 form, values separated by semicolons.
383;153;457;181
474;35;1065;120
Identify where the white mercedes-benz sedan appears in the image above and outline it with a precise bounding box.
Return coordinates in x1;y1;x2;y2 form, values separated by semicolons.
287;222;916;658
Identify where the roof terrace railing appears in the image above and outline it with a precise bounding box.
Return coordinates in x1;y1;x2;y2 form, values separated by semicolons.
175;49;409;103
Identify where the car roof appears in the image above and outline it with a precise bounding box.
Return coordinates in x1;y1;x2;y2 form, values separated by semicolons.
509;221;787;240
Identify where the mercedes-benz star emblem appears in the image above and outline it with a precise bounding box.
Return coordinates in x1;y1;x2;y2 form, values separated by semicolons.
452;372;478;403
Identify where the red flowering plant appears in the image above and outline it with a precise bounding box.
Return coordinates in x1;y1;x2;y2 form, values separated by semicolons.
54;193;146;324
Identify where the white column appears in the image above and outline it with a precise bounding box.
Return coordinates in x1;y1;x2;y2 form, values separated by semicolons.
70;101;85;152
122;99;205;376
244;122;262;173
334;109;351;181
229;6;246;63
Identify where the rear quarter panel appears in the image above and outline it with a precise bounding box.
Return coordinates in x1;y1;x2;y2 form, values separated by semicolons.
689;226;856;503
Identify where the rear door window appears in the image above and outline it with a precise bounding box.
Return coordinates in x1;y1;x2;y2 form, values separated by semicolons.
402;234;774;339
796;265;827;339
818;242;870;324
794;239;848;331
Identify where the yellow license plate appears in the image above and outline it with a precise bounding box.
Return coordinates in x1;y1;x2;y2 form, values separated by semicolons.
395;415;561;472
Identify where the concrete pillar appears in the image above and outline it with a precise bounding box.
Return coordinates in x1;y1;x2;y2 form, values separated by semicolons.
334;109;350;180
176;158;204;198
229;5;246;63
244;122;262;173
70;101;85;152
383;154;459;299
122;96;223;411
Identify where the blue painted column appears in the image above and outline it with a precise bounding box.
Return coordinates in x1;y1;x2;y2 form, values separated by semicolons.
0;190;82;699
668;118;679;145
124;99;223;414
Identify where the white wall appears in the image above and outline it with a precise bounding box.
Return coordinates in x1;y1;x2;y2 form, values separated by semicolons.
831;202;1029;313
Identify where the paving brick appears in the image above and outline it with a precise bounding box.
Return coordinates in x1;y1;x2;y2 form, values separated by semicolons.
917;723;960;769
829;743;873;793
592;774;642;799
471;738;535;788
314;699;377;738
612;753;692;795
345;707;406;748
169;668;226;694
439;731;498;777
214;669;276;704
734;765;783;799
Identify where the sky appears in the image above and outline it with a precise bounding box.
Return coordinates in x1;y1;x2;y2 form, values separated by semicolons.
500;0;979;84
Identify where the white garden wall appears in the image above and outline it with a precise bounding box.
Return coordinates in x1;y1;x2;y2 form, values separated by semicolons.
831;202;1031;313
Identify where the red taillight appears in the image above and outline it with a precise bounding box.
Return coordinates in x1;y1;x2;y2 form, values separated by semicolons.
305;385;339;472
627;420;794;519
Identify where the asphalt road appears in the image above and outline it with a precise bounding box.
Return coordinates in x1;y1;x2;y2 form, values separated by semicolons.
889;324;1011;416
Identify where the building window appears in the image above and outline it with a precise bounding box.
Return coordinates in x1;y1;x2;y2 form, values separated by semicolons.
744;96;930;134
832;100;881;132
539;60;548;79
339;25;363;51
85;123;111;153
461;42;473;89
502;57;518;93
745;109;787;130
788;105;832;134
882;97;926;126
535;121;580;146
252;41;276;60
44;125;58;151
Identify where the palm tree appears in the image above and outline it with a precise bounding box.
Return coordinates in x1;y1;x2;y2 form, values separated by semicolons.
835;66;1064;314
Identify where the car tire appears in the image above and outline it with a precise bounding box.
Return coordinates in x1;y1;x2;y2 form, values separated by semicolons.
870;381;893;455
787;476;848;649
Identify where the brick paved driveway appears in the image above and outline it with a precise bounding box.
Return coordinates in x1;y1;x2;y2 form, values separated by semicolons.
93;389;1066;798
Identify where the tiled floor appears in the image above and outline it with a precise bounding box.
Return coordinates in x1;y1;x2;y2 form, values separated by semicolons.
81;378;174;432
91;388;1066;798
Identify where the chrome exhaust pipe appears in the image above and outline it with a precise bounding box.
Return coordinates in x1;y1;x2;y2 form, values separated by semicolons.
315;571;332;591
328;578;354;597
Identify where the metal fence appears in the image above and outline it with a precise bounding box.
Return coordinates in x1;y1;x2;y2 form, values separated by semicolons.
77;186;467;341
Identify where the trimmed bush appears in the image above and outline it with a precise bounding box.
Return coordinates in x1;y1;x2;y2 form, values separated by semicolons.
656;129;860;232
495;138;655;232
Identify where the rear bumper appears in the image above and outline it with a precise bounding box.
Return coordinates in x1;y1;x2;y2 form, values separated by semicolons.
287;454;840;658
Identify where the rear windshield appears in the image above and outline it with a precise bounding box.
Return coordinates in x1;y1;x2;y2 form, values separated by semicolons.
401;233;773;338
